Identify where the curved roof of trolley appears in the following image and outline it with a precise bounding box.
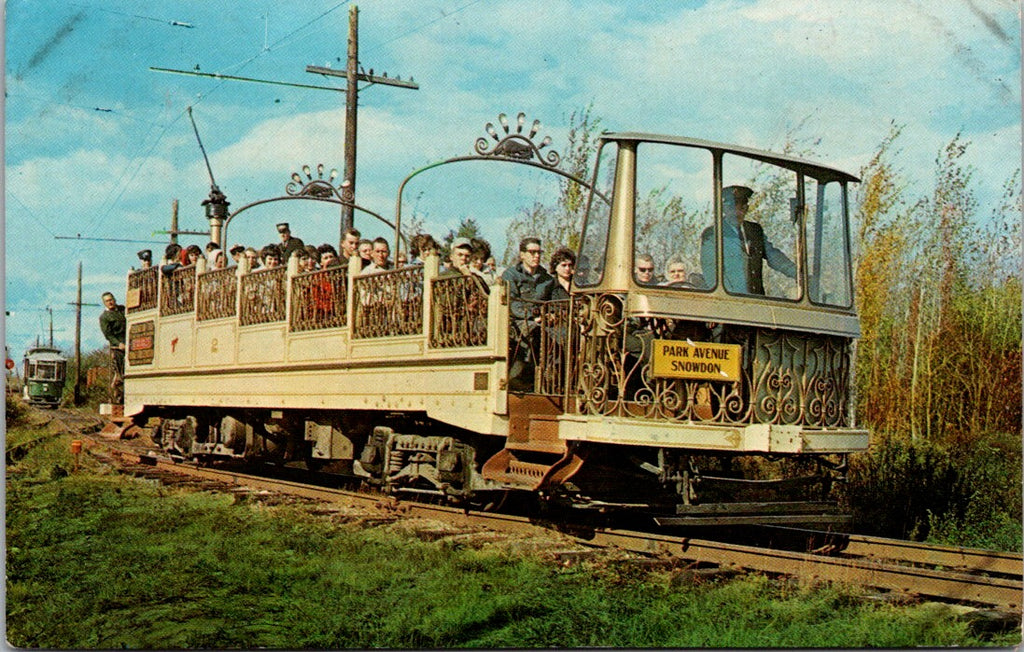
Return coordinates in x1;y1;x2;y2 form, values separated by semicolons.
601;132;860;184
24;346;66;361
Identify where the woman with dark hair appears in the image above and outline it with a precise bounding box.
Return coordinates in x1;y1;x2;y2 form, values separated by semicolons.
185;244;203;266
469;237;497;284
260;244;283;268
407;233;438;266
546;247;575;300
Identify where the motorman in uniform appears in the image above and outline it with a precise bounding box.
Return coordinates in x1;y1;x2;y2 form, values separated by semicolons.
99;291;126;403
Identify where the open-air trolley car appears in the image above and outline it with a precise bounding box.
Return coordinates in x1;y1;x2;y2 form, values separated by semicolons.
122;115;868;528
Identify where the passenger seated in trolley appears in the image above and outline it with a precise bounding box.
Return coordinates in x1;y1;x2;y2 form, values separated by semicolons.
635;253;656;285
260;244;283;269
660;256;688;286
700;185;796;295
317;243;341;268
361;237;393;274
243;247;261;271
441;237;473;276
468;237;498;284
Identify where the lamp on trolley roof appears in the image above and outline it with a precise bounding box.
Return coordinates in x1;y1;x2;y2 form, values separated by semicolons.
202;186;230;249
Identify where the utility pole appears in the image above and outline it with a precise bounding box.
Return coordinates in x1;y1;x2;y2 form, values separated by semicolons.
171;199;179;245
73;263;83;405
306;4;419;239
342;5;359;232
67;262;100;405
153;198;211;244
152;4;418;243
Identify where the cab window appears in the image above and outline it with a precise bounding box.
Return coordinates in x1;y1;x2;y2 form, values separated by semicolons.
633;143;713;289
806;179;853;308
712;155;800;300
575;141;617;287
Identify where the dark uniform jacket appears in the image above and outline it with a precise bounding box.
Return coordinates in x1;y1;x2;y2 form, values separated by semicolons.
280;236;306;263
99;305;126;347
700;221;796;295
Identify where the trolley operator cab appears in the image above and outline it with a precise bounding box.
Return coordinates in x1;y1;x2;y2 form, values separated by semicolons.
122;126;868;526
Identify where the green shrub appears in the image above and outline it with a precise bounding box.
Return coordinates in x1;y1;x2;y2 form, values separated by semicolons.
847;431;1022;549
7;393;28;425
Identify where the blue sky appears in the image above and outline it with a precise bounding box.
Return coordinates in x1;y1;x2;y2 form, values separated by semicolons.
4;0;1021;358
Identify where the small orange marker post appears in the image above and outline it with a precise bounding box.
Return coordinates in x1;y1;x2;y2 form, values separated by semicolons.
70;440;82;471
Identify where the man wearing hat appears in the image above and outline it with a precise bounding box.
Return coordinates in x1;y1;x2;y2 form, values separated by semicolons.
137;249;152;269
276;222;305;263
700;185;796;295
441;237;474;276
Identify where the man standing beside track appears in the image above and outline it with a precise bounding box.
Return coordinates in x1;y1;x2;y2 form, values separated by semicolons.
99;291;126;404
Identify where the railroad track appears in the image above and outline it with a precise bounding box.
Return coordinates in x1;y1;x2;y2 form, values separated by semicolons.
83;434;1022;611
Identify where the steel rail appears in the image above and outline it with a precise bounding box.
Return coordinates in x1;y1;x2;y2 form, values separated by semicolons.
842;535;1022;578
95;443;1022;609
581;528;1021;609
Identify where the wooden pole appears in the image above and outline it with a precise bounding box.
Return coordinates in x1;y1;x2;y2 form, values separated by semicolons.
73;262;82;405
341;5;359;234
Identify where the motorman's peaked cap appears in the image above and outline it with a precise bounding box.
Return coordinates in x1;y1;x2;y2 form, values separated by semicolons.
723;185;753;203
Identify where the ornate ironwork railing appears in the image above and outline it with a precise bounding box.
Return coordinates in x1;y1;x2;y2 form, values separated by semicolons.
159;265;196;316
430;274;490;348
535;298;572;395
127;267;158;313
291;266;348;331
569;293;851;428
352;266;424;339
196;268;238;321
750;330;850;428
240;267;287;326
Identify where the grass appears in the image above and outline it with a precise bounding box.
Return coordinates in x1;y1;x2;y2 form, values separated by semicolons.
6;416;1021;648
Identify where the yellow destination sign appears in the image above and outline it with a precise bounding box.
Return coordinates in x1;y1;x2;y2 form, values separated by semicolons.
651;339;742;382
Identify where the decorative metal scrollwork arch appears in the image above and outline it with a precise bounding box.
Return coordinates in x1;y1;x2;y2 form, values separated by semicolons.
285;163;354;203
474;112;561;168
221;163;389;247
394;112;607;251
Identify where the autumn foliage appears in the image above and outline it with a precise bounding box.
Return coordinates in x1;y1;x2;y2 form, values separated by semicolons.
853;125;1021;441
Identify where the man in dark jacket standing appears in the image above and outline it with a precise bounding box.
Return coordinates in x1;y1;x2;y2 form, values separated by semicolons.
501;237;552;391
277;222;305;263
99;292;126;403
700;185;796;295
